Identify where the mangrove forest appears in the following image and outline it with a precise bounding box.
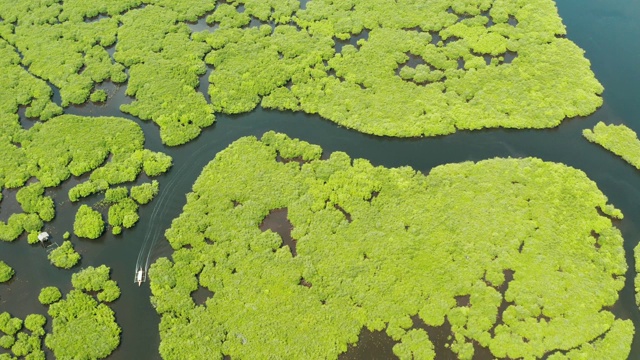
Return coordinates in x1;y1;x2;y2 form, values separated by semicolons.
150;133;632;359
0;0;639;359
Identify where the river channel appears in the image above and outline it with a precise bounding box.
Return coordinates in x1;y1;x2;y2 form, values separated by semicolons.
1;0;640;358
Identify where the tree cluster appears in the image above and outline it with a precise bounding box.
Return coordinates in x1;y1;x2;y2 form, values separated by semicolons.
0;115;172;243
193;0;604;138
38;287;62;305
16;182;55;222
0;213;42;243
584;122;640;170
0;38;61;149
0;264;121;359
117;5;215;145
0;114;172;243
0;312;46;359
47;241;81;269
0;0;603;149
0;261;14;283
73;205;104;239
2;3;126;108
131;180;160;205
150;133;632;360
90;89;108;103
71;265;121;303
44;265;121;359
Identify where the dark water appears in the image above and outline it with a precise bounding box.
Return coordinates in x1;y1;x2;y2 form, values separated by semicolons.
2;0;640;358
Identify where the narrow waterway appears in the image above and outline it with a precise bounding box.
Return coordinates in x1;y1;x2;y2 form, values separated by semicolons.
1;0;640;358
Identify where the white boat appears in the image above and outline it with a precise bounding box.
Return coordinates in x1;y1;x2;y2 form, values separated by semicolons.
135;268;145;286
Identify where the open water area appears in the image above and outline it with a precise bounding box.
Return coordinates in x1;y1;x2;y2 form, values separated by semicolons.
1;0;640;358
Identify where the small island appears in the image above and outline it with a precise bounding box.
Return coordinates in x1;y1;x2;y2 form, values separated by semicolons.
0;261;13;283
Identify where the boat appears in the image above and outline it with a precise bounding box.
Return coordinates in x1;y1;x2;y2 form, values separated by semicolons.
135;268;145;286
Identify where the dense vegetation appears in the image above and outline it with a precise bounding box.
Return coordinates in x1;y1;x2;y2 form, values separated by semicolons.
73;204;105;239
584;122;640;307
38;287;62;306
102;181;161;234
71;265;121;302
44;265;121;359
0;262;13;283
0;312;46;359
0;114;171;243
0;38;61;142
16;183;54;223
150;133;632;359
117;5;215;146
131;180;160;205
0;0;602;146
0;266;121;359
200;0;602;136
584;122;640;169
0;1;631;359
47;241;81;269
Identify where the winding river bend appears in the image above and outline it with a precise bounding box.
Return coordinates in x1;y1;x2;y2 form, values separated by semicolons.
1;0;640;359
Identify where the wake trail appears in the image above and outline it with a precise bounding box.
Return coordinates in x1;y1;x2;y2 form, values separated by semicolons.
135;141;214;277
135;166;181;271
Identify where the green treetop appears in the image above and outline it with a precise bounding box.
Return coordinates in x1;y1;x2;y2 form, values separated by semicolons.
0;261;14;283
44;265;121;359
48;241;81;269
38;287;62;305
73;205;104;239
150;133;632;360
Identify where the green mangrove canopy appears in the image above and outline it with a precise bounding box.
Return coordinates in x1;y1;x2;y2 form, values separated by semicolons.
150;133;632;360
0;0;603;145
45;265;121;359
0;114;171;243
584;122;640;170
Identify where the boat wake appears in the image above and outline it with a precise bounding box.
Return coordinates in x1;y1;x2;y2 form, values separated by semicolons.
134;141;212;285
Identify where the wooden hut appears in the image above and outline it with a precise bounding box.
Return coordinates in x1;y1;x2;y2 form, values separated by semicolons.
37;232;50;243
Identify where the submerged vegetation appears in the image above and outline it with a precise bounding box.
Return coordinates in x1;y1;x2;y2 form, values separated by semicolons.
150;133;632;359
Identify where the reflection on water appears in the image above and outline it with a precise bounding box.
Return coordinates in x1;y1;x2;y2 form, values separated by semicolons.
340;328;398;360
259;208;296;256
198;65;213;104
0;188;20;224
335;30;370;53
